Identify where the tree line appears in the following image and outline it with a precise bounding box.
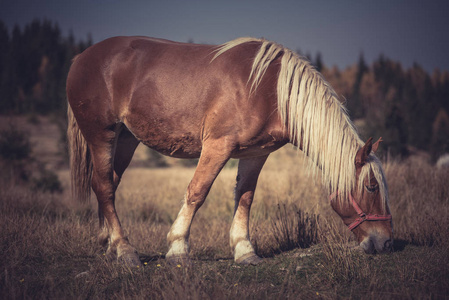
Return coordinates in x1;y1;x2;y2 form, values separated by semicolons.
0;19;91;114
308;52;449;161
0;19;448;161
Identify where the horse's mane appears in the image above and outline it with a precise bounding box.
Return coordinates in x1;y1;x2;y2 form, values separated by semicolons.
212;37;388;209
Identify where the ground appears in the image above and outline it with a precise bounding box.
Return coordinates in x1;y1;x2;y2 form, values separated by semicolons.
0;115;448;299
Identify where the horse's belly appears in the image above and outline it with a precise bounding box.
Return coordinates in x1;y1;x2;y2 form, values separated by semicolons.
141;136;285;160
231;139;287;159
124;107;203;158
128;125;201;158
142;135;202;159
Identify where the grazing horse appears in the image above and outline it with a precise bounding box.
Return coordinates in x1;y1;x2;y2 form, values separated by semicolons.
67;36;393;266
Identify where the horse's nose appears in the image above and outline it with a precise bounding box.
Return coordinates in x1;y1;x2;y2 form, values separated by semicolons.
383;239;393;252
360;238;375;254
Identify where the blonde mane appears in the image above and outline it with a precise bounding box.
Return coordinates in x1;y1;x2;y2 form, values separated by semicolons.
213;37;388;209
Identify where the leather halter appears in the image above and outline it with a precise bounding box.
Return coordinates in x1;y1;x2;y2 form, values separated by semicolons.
330;191;392;231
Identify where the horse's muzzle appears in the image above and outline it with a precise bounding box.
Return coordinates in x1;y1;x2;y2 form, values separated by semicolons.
360;235;393;254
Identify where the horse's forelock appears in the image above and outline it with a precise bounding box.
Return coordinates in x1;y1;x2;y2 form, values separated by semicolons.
358;156;389;211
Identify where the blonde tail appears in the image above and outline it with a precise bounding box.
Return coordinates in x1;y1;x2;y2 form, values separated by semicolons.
67;103;92;203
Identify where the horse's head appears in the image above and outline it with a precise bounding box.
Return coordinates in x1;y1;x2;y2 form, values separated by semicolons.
331;137;393;254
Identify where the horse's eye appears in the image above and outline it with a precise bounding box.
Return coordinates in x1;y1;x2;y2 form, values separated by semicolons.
365;184;378;193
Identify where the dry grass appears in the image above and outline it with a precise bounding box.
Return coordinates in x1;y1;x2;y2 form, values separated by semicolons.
1;144;448;299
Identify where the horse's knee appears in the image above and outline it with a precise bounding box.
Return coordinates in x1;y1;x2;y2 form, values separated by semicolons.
185;187;207;208
186;196;205;208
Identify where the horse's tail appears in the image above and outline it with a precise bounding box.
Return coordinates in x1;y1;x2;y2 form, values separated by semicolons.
67;103;92;203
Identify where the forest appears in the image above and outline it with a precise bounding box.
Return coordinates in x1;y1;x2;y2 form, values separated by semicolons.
0;19;448;161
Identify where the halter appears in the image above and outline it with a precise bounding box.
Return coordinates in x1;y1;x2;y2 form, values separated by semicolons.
330;192;392;231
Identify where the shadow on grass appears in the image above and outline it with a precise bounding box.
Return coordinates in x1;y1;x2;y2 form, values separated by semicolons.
392;239;408;252
393;239;423;252
139;253;165;264
392;237;441;252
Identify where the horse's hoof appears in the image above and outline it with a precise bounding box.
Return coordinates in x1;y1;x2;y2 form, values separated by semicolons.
235;253;263;265
118;251;143;268
166;254;192;267
98;231;109;248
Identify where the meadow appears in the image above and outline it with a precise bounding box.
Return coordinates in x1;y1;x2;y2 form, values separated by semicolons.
0;118;448;299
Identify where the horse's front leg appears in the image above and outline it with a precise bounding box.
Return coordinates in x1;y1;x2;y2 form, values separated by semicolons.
230;155;268;265
166;141;231;264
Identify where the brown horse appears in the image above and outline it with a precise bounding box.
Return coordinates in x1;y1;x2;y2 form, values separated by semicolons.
67;36;393;266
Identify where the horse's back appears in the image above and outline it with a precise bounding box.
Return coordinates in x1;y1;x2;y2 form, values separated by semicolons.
67;36;285;158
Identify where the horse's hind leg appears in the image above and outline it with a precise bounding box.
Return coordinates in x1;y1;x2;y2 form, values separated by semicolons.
230;155;268;265
166;141;232;263
97;127;140;250
90;126;141;267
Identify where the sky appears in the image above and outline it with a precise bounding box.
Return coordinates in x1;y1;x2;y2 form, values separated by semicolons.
1;0;449;73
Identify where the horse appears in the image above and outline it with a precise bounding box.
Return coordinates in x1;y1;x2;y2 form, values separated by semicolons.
67;36;393;267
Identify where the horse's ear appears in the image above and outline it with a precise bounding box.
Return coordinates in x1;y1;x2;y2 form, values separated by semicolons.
355;137;373;167
372;137;383;153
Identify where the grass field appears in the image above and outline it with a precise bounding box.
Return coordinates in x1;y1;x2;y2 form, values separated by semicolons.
1;118;448;299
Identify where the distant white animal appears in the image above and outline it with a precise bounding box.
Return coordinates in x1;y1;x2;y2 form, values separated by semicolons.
436;154;449;169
